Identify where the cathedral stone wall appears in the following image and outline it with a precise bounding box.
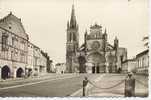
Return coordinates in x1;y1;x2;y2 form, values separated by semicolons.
66;5;127;73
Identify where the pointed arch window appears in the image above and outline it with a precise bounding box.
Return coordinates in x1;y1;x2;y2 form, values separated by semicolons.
69;33;72;42
73;33;76;41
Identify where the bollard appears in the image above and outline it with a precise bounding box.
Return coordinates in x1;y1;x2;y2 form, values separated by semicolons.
125;72;135;97
83;77;88;96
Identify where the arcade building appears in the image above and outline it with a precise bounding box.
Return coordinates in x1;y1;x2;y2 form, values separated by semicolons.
66;5;127;73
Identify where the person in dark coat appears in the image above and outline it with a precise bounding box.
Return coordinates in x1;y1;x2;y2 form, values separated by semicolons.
83;77;88;96
125;72;135;97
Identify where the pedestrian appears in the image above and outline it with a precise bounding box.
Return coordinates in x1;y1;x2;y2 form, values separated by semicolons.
125;72;135;97
83;76;88;96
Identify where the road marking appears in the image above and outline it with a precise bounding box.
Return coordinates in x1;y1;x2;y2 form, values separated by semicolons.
70;74;106;96
0;75;79;90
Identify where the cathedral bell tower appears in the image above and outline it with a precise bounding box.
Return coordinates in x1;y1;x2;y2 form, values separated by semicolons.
66;4;79;73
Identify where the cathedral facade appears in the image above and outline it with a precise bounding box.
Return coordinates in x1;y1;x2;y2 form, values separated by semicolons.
66;5;127;73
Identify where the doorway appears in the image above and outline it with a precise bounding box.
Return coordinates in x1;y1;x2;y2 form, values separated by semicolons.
1;65;10;79
16;68;24;78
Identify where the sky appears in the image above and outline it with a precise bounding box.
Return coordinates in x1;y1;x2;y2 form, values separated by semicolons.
0;0;149;63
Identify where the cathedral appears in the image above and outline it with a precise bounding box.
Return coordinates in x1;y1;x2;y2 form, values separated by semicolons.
66;5;127;73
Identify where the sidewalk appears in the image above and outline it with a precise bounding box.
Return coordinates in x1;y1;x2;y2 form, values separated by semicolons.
70;74;106;96
87;74;125;97
71;73;148;97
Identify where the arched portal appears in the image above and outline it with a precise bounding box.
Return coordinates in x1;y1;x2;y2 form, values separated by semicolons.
16;68;24;78
92;66;95;73
87;52;106;73
96;66;100;73
78;55;86;73
1;65;10;79
106;53;116;73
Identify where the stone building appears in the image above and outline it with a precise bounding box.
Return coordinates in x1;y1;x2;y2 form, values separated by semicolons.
31;45;47;76
0;12;28;79
136;49;149;75
121;59;137;73
39;50;47;74
66;5;127;73
40;51;52;73
26;42;34;77
0;12;48;79
55;63;66;74
27;42;47;76
66;5;79;73
81;25;127;73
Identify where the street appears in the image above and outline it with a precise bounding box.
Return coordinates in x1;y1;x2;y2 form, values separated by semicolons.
0;73;148;97
0;74;101;97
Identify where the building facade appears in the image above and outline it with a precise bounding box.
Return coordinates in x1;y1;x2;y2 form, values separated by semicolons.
39;50;47;74
121;59;137;73
55;63;66;74
82;25;127;73
136;49;149;75
0;12;28;79
26;42;34;77
66;5;127;73
0;12;48;79
27;42;47;76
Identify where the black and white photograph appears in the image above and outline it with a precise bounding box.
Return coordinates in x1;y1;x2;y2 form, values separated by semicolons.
0;0;149;98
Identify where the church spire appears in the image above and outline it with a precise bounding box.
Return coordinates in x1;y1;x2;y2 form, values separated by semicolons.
70;4;77;29
103;28;107;41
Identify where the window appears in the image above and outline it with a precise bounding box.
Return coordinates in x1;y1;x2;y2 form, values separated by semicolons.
20;40;25;50
142;58;144;67
20;52;25;63
12;36;18;48
140;58;142;68
73;33;76;41
138;59;140;68
69;33;72;42
2;33;9;51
